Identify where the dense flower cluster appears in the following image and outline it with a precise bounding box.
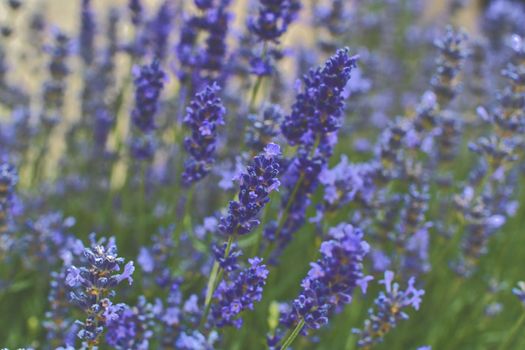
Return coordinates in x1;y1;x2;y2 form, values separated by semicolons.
248;0;301;43
218;143;281;236
264;48;358;260
129;60;166;160
105;296;156;350
182;83;226;184
281;48;358;148
41;31;70;126
66;235;135;347
131;60;165;133
2;1;525;349
353;271;425;348
269;224;370;347
176;0;231;85
211;257;269;328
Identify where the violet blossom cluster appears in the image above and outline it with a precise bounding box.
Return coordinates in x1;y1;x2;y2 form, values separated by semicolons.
129;60;166;160
182;83;226;185
65;235;135;347
353;271;425;348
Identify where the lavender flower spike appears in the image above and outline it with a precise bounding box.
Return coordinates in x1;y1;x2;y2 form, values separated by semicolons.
182;83;226;185
353;271;425;348
281;47;358;149
131;60;165;133
129;60;166;160
248;0;301;43
270;224;370;348
218;143;281;236
210;257;269;328
66;235;135;347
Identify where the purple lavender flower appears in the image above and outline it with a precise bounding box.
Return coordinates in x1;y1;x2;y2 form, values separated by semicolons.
66;235;135;347
291;224;370;328
105;296;155;350
248;0;301;43
176;330;219;350
44;268;79;348
201;1;231;72
281;48;358;149
431;26;467;107
269;224;370;347
210;257;269;328
131;60;165;133
353;271;425;348
212;242;242;272
218;143;281;236
176;0;231;85
182;83;226;185
79;0;95;66
41;30;70;126
137;225;176;288
129;60;165;161
265;49;358;259
23;212;80;268
129;0;143;26
149;1;173;61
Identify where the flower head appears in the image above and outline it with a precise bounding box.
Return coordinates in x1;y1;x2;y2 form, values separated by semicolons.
353;271;425;348
182;83;226;185
218;144;281;235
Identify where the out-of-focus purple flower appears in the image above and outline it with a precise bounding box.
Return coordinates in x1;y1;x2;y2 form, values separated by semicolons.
41;30;70;127
105;296;155;350
176;0;231;85
149;1;173;61
431;26;467;107
138;225;176;288
44;268;79;348
248;0;301;43
353;271;425;348
182;83;226;185
131;60;165;133
79;0;95;66
129;0;143;26
176;330;219;350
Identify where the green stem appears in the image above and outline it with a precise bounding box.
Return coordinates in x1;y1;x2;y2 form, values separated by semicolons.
200;234;235;328
497;312;525;350
182;186;195;234
248;42;269;112
280;319;305;350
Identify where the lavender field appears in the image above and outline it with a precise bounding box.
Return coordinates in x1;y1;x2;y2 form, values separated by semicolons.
0;0;525;349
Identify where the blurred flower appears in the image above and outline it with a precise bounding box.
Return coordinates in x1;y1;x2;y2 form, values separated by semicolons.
353;271;425;348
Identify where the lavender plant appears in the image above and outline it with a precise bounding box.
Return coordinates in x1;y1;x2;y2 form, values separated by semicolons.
0;1;525;349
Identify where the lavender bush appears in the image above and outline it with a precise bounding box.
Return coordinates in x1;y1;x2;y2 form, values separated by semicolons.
0;0;524;349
